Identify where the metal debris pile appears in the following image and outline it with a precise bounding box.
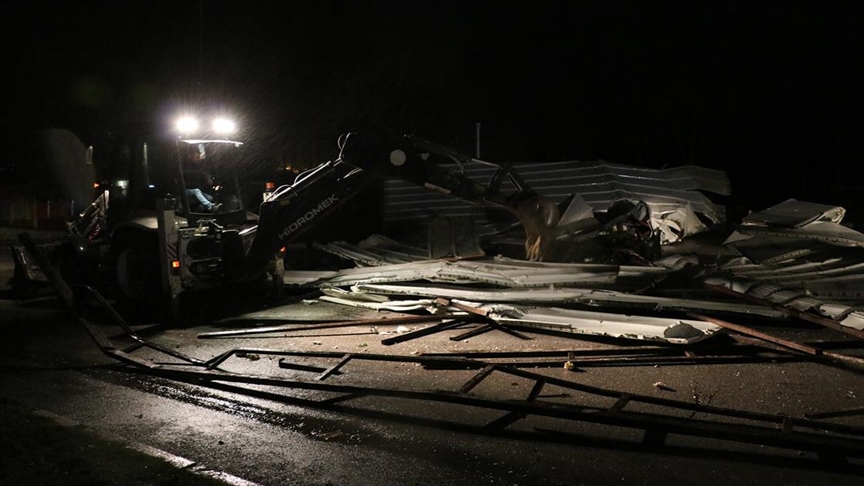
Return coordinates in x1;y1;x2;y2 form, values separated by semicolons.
287;195;863;356
185;193;863;465
378;156;732;264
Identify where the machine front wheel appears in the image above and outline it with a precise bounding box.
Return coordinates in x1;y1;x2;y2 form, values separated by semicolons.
112;233;161;321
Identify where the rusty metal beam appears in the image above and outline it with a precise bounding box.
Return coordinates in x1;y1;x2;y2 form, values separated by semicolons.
436;298;533;340
450;323;495;341
689;312;864;373
318;354;353;380
687;313;821;355
459;365;497;393
380;319;469;345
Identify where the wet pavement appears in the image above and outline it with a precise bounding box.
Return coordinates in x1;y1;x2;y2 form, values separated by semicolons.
1;244;863;486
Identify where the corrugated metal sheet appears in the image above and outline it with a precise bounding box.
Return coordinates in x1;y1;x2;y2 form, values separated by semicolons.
706;275;864;332
721;201;864;302
709;237;864;332
381;159;730;232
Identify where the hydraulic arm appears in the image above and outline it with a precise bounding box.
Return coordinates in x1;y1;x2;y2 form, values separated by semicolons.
241;132;561;280
338;132;561;260
240;158;373;281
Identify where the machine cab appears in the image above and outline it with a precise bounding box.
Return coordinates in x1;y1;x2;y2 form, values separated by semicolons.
92;116;254;227
175;138;249;225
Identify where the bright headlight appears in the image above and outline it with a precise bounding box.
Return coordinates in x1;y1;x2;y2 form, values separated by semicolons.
212;118;236;134
176;116;199;134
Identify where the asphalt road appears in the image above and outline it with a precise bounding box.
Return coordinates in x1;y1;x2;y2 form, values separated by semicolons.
1;245;863;486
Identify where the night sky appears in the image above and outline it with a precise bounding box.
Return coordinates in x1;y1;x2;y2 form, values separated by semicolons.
2;1;862;216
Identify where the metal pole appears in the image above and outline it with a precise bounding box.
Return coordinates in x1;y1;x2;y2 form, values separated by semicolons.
475;123;481;159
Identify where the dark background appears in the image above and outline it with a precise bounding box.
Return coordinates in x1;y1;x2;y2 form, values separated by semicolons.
2;0;862;218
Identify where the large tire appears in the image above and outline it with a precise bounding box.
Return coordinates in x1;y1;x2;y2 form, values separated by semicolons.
112;232;161;321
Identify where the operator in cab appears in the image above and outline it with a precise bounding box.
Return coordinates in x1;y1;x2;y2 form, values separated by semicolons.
183;144;222;213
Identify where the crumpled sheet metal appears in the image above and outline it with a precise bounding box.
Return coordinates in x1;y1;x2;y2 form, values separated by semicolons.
330;260;620;287
725;258;864;284
718;199;864;313
311;287;722;344
742;198;846;228
287;261;477;287
721;234;824;265
839;310;864;331
483;305;721;344
705;276;864;331
285;258;669;289
649;202;709;245
730;222;864;248
726;199;864;250
719;249;864;300
319;287;466;314
318;295;441;313
381;159;729;242
799;275;864;301
551;198;706;247
350;283;785;318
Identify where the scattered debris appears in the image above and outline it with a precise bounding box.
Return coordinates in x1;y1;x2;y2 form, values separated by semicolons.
14;167;864;470
272;193;862;363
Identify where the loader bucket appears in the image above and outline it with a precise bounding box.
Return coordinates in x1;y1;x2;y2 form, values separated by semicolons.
511;194;560;261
